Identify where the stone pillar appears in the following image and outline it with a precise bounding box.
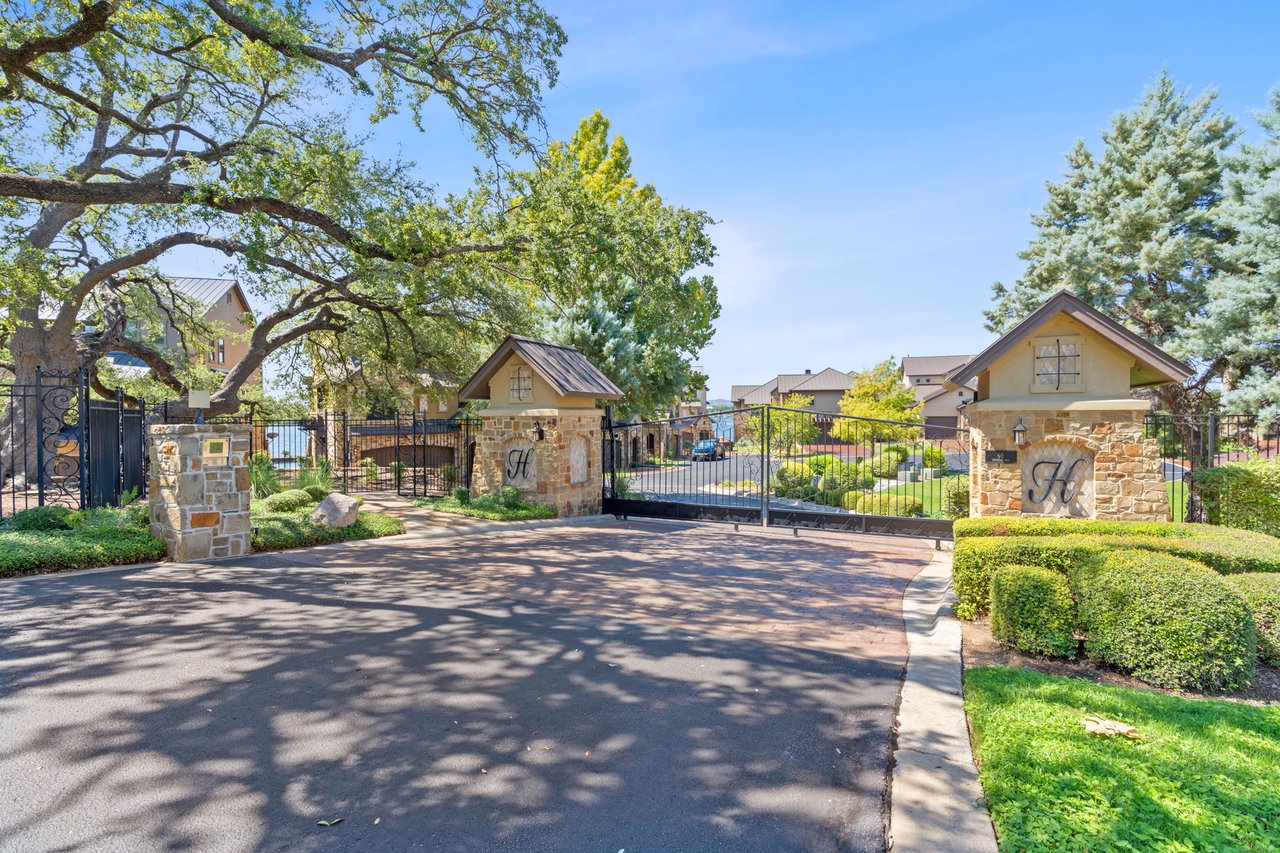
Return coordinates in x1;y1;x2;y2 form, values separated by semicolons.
473;411;603;517
967;407;1170;521
148;424;252;561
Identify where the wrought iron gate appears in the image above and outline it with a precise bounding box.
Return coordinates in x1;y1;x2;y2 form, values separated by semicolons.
1;368;146;517
602;406;970;539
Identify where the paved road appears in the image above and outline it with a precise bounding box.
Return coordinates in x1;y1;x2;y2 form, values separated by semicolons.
0;521;932;852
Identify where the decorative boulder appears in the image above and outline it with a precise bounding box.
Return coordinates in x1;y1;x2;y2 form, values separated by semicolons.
311;493;359;528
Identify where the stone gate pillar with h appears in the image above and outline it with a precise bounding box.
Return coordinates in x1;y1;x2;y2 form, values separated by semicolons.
458;336;623;517
949;292;1193;522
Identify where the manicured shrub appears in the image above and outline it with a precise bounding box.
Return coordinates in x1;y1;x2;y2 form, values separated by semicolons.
784;486;806;499
952;536;1107;620
498;485;522;508
942;477;969;520
952;518;1280;575
854;493;923;517
1197;459;1280;537
882;444;912;463
814;489;846;507
302;485;330;502
248;451;281;499
68;505;149;536
261;488;316;512
1225;573;1280;665
452;486;471;505
868;454;900;479
807;454;838;475
820;460;874;492
989;565;1078;658
774;460;813;489
922;445;947;470
0;528;165;576
1074;550;1255;692
7;505;73;531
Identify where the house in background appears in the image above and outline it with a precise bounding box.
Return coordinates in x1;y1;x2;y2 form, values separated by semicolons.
730;368;856;444
901;354;976;436
104;276;258;382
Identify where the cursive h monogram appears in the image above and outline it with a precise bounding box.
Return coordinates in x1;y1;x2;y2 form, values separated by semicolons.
1027;458;1086;505
506;447;533;480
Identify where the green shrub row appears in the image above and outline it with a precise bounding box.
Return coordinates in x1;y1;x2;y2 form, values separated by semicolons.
990;564;1078;658
0;528;165;575
1197;458;1280;538
1225;573;1280;666
1073;550;1255;692
261;488;317;512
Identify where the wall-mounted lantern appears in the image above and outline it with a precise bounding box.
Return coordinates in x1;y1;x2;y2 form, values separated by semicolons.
529;421;546;442
1012;416;1028;446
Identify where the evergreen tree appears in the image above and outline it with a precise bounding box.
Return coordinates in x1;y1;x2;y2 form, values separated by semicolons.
986;70;1240;419
1191;90;1280;421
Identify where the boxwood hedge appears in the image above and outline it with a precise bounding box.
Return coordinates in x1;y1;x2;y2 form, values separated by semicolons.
989;564;1078;658
0;528;165;576
1073;550;1255;692
854;493;923;517
1225;573;1280;666
953;536;1105;619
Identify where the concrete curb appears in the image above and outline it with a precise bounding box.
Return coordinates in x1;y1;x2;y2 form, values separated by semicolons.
889;550;997;852
0;515;616;586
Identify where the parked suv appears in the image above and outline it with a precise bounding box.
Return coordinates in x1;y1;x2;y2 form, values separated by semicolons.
691;439;724;461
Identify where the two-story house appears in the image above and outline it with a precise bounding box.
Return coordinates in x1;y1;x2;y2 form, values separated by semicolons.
901;354;976;436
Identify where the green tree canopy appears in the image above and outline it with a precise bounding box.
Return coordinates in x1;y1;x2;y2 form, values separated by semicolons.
834;357;922;442
0;1;715;425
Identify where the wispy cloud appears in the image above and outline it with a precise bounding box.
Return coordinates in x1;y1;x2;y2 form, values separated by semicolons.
555;0;978;81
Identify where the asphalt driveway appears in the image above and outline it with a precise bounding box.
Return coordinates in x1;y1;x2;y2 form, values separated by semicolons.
0;520;932;852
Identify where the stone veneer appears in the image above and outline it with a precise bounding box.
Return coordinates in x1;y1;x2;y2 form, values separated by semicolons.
473;412;603;517
148;424;251;561
967;407;1170;521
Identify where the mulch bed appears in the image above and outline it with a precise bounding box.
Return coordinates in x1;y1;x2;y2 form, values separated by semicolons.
961;617;1280;705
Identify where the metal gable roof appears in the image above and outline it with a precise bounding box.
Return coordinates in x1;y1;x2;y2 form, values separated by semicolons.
902;354;974;377
459;335;624;401
948;290;1194;388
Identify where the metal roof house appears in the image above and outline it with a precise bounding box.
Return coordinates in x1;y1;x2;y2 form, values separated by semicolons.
459;336;623;412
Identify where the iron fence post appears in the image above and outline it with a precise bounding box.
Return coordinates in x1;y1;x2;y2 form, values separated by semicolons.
761;406;770;528
34;367;45;506
116;391;124;505
342;409;349;493
139;397;148;498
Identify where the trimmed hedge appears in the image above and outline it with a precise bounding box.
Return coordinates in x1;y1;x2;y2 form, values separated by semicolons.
953;536;1106;619
774;461;813;489
806;454;838;475
302;485;331;502
868;454;901;479
922;445;947;470
942;476;969;520
1225;573;1280;666
854;493;923;517
1197;459;1280;538
261;488;316;512
1073;550;1255;692
990;564;1078;658
6;505;73;531
820;460;874;492
954;517;1280;573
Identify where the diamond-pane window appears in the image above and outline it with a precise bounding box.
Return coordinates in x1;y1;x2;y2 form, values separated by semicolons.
1034;339;1080;389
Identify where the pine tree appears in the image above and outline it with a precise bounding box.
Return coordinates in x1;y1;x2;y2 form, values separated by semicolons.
986;70;1240;418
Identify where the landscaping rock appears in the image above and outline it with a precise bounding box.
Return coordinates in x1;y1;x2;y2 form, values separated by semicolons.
311;493;359;528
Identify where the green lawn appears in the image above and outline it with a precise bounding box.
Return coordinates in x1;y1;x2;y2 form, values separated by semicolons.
965;666;1280;852
251;509;404;551
877;473;965;518
413;494;556;521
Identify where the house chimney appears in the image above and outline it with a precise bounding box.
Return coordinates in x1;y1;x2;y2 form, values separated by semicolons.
804;369;811;374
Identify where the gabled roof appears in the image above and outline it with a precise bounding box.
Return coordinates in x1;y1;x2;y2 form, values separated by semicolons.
166;277;250;316
948;290;1193;389
459;335;624;401
730;384;763;403
790;367;854;393
902;354;973;377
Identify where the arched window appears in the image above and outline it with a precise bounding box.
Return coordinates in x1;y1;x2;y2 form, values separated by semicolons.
509;366;533;402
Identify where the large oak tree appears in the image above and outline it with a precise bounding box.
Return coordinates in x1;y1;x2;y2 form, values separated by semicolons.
0;0;717;432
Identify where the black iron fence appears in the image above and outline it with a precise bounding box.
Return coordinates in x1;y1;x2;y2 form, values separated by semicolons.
1144;411;1280;522
603;406;970;538
1;369;146;517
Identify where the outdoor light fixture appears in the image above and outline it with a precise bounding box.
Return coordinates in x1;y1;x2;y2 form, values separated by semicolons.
530;421;545;441
1012;416;1028;446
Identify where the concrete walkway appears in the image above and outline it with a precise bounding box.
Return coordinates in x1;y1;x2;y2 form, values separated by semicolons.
889;550;998;852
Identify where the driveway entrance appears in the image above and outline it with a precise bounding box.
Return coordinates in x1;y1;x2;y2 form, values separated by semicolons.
0;521;932;852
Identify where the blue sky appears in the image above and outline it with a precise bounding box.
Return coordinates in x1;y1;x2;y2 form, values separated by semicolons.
180;0;1280;400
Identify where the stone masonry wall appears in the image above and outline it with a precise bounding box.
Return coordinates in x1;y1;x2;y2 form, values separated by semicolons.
473;412;603;517
968;408;1170;521
148;424;251;561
